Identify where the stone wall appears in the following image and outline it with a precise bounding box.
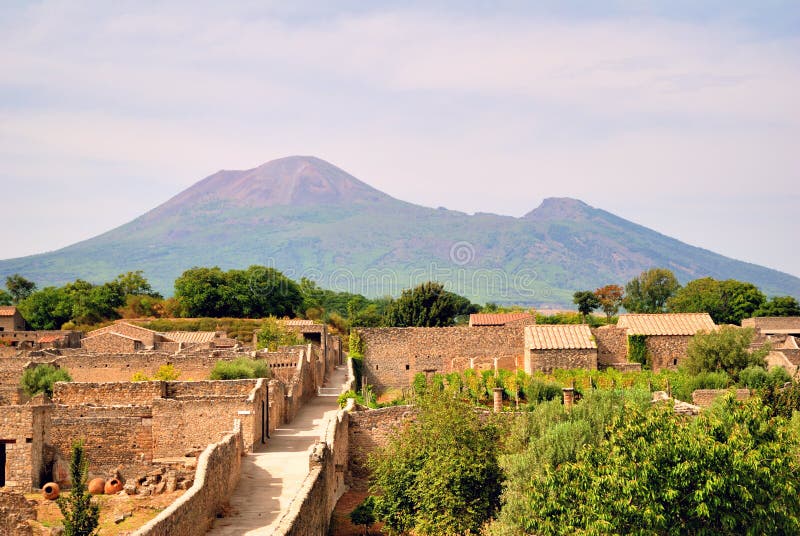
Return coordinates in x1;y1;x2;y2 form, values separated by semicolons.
347;405;417;491
52;381;166;406
692;388;750;408
273;400;352;536
81;332;143;353
528;348;597;373
49;404;154;481
358;326;525;390
0;489;36;536
647;335;692;371
742;317;800;331
131;421;244;536
593;325;628;365
0;404;49;491
87;322;163;348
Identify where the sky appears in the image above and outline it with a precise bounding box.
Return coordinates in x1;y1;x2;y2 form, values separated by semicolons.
1;1;799;277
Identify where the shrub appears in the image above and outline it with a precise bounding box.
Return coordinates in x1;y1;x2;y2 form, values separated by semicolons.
686;326;768;379
20;364;72;397
131;364;181;382
57;441;100;536
350;496;376;535
338;390;358;408
739;365;769;389
256;316;304;351
209;358;270;380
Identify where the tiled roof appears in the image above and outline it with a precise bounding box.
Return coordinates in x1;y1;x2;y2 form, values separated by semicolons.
160;331;218;344
525;324;596;350
0;306;18;316
37;335;63;344
617;313;715;336
470;312;533;326
83;331;140;342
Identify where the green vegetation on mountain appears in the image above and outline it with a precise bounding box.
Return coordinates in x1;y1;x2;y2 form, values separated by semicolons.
0;156;797;306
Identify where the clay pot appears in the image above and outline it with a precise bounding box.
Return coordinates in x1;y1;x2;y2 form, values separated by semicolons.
88;477;106;495
105;477;123;494
42;482;60;500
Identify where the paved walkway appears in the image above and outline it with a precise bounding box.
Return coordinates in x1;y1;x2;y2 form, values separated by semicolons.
207;365;349;535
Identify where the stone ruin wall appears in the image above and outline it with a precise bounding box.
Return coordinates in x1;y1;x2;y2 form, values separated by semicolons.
346;405;417;491
358;326;525;391
691;388;751;408
646;335;692;371
132;421;244;536
0;404;48;491
528;348;598;374
0;489;37;536
593;325;628;366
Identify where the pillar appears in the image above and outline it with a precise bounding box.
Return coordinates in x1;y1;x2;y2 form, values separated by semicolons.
562;387;574;411
493;387;504;413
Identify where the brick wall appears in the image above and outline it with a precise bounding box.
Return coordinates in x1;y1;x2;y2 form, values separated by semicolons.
528;348;597;373
358;326;525;390
347;405;417;491
131;421;244;536
647;335;692;371
593;325;628;365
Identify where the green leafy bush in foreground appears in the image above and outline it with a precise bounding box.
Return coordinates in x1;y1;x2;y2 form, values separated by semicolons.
20;364;72;397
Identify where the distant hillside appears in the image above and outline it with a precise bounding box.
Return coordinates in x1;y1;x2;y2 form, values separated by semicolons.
1;156;798;306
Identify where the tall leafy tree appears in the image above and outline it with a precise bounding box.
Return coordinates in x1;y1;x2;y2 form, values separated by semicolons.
0;288;11;306
572;290;600;319
384;281;478;327
114;270;161;298
755;295;800;318
668;277;767;324
623;268;681;313
17;287;74;330
594;284;624;321
6;274;37;303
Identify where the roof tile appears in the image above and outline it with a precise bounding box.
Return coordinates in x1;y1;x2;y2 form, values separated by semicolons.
617;313;715;336
525;324;596;350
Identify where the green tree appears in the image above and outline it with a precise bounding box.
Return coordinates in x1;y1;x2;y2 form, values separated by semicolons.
17;287;74;330
384;282;478;327
685;326;768;379
57;441;100;536
572;290;600;319
594;284;624;321
623;268;681;313
0;288;11;306
755;295;800;318
5;274;37;303
492;398;800;535
20;364;72;397
369;391;502;535
668;277;767;325
350;496;376;536
114;270;161;298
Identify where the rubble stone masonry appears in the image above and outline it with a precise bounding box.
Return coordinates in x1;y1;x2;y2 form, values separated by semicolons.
358;326;525;390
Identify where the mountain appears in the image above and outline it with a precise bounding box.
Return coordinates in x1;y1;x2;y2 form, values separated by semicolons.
1;155;798;305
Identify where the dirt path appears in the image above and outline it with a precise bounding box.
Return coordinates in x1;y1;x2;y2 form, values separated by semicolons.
207;364;349;535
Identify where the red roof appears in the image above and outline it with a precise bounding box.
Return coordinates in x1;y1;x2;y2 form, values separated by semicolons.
0;306;18;317
38;335;63;344
469;312;533;326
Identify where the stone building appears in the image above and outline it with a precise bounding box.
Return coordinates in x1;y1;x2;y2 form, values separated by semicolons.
82;321;238;353
742;316;800;375
0;306;26;332
523;324;598;373
616;313;716;371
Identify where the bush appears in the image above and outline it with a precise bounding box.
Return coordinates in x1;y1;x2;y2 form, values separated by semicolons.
131;364;181;382
338;390;358;408
350;496;376;535
209;358;270;380
57;441;100;536
256;317;304;351
739;365;769;389
20;364;72;397
686;326;768;379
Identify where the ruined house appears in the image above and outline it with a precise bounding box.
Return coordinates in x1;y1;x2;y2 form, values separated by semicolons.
616;313;716;371
0;307;25;332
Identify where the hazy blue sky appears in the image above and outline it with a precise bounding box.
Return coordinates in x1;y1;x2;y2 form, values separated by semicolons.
1;1;798;277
